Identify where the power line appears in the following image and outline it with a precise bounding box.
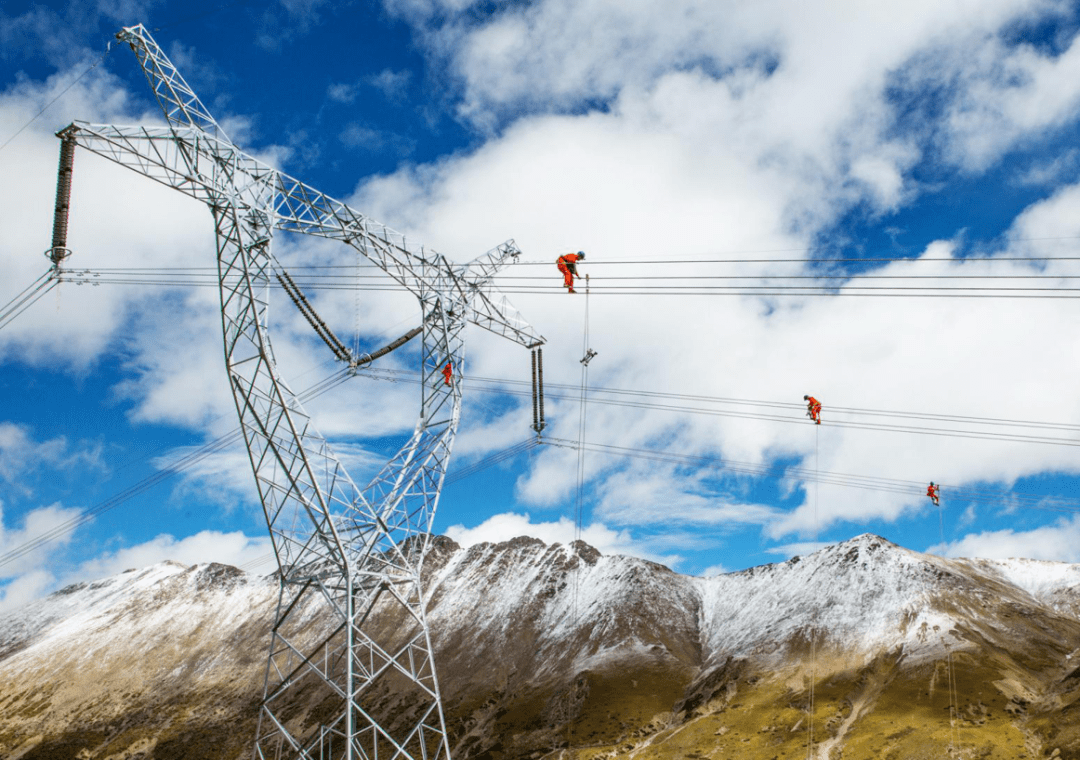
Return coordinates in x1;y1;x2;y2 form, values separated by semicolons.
0;44;113;155
0;272;59;331
538;437;1080;515
56;270;1080;299
0;365;354;570
355;366;1080;448
238;437;542;573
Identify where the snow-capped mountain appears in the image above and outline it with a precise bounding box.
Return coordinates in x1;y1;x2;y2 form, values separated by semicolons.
1;534;1078;759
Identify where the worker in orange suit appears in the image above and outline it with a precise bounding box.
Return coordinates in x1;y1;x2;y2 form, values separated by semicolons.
804;395;821;424
927;482;940;506
556;251;585;293
442;361;453;386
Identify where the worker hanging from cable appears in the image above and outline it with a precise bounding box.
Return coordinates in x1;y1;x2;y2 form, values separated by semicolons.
442;361;453;386
556;251;586;294
927;482;940;506
804;394;822;425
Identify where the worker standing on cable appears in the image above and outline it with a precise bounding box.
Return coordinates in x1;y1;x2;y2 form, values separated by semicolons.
927;482;940;506
804;395;822;424
556;251;585;294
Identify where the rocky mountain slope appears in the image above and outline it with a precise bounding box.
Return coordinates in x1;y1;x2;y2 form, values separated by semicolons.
1;534;1079;760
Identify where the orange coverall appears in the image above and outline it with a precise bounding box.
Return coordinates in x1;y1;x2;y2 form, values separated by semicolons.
806;396;822;424
927;484;940;505
556;253;581;291
442;362;453;386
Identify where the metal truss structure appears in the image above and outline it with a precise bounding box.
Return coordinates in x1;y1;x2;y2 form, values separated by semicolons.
58;24;544;760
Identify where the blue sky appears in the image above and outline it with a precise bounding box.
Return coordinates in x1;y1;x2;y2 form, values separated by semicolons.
3;0;1080;612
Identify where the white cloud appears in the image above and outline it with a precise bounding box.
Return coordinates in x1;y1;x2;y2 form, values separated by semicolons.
5;0;1080;603
0;569;54;614
0;501;85;580
367;69;412;102
940;30;1080;171
765;540;831;560
327;82;358;103
594;464;781;528
71;529;271;581
928;515;1080;562
1015;147;1080;187
446;511;644;557
0;423;105;490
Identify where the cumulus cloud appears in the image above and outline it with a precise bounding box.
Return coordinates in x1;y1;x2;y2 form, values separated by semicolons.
0;501;86;582
6;0;1080;610
71;529;272;580
1015;147;1080;187
929;515;1080;562
938;30;1080;171
444;511;679;564
0;569;54;614
0;424;106;491
340;1;1080;563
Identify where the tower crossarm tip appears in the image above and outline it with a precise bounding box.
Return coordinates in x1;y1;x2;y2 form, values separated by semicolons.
115;23;229;143
461;240;544;349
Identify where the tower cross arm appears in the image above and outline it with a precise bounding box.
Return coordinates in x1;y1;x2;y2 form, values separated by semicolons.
117;24;228;142
58;121;232;204
271;173;447;296
461;241;545;349
468;286;545;348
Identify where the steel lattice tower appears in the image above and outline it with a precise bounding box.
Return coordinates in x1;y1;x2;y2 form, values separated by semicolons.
57;24;544;760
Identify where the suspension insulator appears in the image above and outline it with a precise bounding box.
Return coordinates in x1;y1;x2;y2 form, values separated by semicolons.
531;349;540;433
536;347;546;433
277;269;353;363
351;325;423;368
47;136;76;268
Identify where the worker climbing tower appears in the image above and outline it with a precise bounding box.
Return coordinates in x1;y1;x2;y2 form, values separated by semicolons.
55;24;543;760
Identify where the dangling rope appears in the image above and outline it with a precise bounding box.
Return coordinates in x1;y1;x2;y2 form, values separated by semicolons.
566;274;593;758
576;274;591;546
807;422;819;760
938;493;959;755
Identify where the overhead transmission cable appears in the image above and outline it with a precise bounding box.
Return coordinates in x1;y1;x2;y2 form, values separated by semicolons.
237;437;541;573
0;44;113;155
0;364;352;570
0;271;60;331
57;264;1080;300
354;366;1080;448
538;437;1080;516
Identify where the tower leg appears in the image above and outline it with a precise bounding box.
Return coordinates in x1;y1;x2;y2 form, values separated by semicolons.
212;206;458;760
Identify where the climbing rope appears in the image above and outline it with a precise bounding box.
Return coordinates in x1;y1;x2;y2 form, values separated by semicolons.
576;274;591;546
937;496;959;755
807;422;819;759
565;274;593;757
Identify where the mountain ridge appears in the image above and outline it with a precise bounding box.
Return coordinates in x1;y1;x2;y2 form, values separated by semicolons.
1;532;1079;759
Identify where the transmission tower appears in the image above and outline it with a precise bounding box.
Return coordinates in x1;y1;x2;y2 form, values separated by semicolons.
55;24;544;760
